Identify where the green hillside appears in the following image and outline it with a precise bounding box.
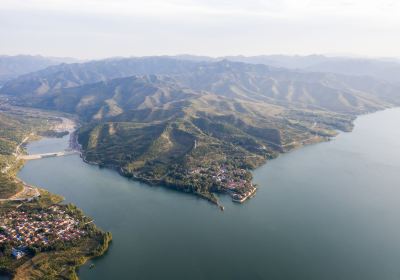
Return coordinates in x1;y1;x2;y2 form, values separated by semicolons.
0;109;48;198
1;58;399;203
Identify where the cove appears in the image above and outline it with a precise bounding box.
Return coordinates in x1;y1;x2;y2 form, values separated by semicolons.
17;108;400;280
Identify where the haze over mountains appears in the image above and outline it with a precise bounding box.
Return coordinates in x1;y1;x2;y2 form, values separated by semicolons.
3;54;400;86
176;55;400;84
2;56;400;115
0;55;77;86
1;54;399;201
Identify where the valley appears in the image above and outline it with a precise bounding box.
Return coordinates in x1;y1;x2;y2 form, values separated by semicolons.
0;55;400;279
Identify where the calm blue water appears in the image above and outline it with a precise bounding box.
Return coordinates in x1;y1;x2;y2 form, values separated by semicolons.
26;135;70;154
14;108;400;280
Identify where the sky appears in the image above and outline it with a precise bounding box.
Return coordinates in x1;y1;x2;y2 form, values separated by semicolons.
1;0;399;59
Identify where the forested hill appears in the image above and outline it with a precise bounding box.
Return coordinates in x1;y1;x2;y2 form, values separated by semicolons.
1;57;399;203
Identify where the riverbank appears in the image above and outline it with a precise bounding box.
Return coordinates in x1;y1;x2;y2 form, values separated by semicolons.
0;116;111;280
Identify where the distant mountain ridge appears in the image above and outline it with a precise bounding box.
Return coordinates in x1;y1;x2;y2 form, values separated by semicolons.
0;55;77;85
2;58;399;115
174;54;400;84
0;57;199;95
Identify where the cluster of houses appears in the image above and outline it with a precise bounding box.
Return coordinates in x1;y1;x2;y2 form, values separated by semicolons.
0;205;86;256
190;165;257;203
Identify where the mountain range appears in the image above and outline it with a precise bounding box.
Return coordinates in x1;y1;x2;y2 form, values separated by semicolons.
1;55;399;203
175;54;400;84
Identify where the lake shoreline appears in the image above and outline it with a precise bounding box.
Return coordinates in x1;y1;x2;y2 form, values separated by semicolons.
76;117;349;209
0;117;112;280
76;126;338;210
16;107;400;280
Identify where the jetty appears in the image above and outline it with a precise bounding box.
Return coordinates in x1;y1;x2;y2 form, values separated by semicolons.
232;187;257;203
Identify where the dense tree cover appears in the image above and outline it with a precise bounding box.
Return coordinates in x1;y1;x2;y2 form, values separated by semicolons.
0;175;21;199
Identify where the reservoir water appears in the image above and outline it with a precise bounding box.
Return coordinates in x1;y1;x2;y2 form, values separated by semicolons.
17;108;400;280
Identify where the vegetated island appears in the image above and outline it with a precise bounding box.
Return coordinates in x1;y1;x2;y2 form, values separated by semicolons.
0;107;111;280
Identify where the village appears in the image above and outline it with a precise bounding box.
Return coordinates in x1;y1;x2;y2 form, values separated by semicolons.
0;205;86;259
189;165;257;203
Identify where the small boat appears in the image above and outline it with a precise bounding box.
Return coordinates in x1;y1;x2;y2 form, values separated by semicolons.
89;264;95;269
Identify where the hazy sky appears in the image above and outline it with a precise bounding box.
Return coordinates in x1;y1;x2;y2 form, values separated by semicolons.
1;0;399;59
